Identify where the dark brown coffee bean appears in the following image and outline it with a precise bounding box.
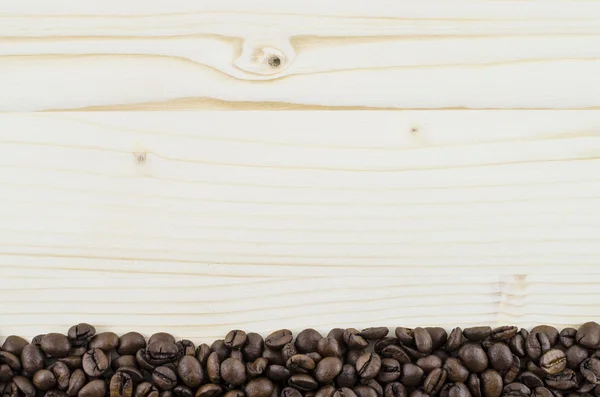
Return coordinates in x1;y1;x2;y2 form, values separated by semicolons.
525;361;546;379
492;327;518;342
318;338;342;359
413;328;433;354
224;331;247;350
314;357;342;384
247;358;268;379
173;386;193;397
148;333;175;345
116;367;144;384
278;343;296;363
361;380;382;397
2;337;28;357
416;355;442;373
112;355;138;371
360;328;389;341
401;345;427;360
540;349;567;375
344;330;368;350
281;387;302;397
32;370;56;391
345;350;364;367
152;366;177;391
10;376;35;397
207;352;221;384
0;352;21;373
316;386;336;397
520;372;544;389
264;330;292;350
288;374;318;391
67;324;96;348
59;356;82;371
577;322;600;349
446;328;463;352
459;343;489;373
196;344;211;367
296;330;322;354
444;358;470;383
262;348;284;366
410;391;428;397
177;356;203;388
440;383;471;397
40;334;71;358
135;383;159;397
327;329;347;350
545;368;578;390
379;346;410;365
245;378;275;397
221;358;246;386
531;326;559;346
481;369;503;397
503;383;530;397
377;358;401;383
78;380;106;397
532;388;553;397
49;362;70;390
394;328;414;347
401;363;424;387
263;365;289;382
488;343;513;372
176;340;195;357
560;328;578;349
333;388;357;397
509;334;527;358
87;332;119;352
118;333;146;356
111;371;134;397
384;383;407;397
424;368;447;395
223;390;243;397
425;328;448;351
0;364;13;383
355;353;381;380
147;341;179;365
82;349;108;377
374;338;398;355
336;365;358;388
135;349;154;372
581;357;600;384
66;369;86;397
353;386;377;397
287;355;315;374
526;332;551;361
463;327;492;342
195;385;223;397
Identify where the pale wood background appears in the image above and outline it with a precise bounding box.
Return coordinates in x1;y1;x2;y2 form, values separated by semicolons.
1;0;600;343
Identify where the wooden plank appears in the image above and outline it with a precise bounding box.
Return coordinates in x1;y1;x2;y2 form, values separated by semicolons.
0;111;599;339
2;0;600;110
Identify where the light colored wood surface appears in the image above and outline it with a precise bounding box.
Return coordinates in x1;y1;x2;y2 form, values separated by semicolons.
1;111;600;341
3;0;600;110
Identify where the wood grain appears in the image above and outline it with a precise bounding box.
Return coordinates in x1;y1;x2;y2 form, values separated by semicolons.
2;0;600;110
0;111;599;340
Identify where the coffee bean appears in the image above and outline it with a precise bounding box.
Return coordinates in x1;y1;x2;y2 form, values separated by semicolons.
247;358;268;379
400;345;426;360
87;332;119;352
413;328;433;354
488;343;513;372
374;339;399;355
147;342;179;365
379;346;410;365
207;352;221;384
224;331;248;350
361;379;383;397
67;324;96;348
446;328;463;352
110;371;133;397
509;334;527;359
78;380;106;397
526;332;551;361
502;383;530;397
262;348;284;366
316;386;336;397
2;337;29;357
580;358;600;384
281;343;298;363
401;363;424;387
318;338;343;359
223;390;244;397
444;358;470;383
314;357;342;384
208;340;228;363
39;334;71;359
58;356;82;371
463;327;492;342
118;333;146;356
525;361;545;379
116;367;144;384
353;386;378;397
32;370;56;391
441;382;471;397
545;368;578;390
459;343;489;373
148;333;175;345
343;330;369;350
0;352;21;373
48;362;70;391
491;327;518;342
263;365;290;382
195;385;223;397
539;349;567;375
481;369;503;397
152;367;177;391
221;358;246;386
532;388;553;397
333;388;358;397
360;328;389;341
135;349;154;372
82;349;108;377
286;355;315;374
288;374;318;391
426;328;448;351
264;330;292;350
281;387;302;397
245;378;275;397
66;369;86;397
423;368;447;395
346;350;364;367
560;328;578;349
327;330;347;349
377;359;401;383
416;355;442;373
394;328;415;347
355;353;381;380
173;386;193;397
0;364;14;383
296;330;323;354
135;383;159;397
176;340;195;357
196;344;211;367
112;356;137;371
177;356;204;388
531;326;559;346
577;322;600;349
384;383;407;397
336;365;358;388
409;390;428;397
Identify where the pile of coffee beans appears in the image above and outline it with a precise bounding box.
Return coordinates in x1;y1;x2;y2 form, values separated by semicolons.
2;323;600;397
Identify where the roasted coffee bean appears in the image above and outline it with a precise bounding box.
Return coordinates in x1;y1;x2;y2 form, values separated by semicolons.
481;369;503;397
416;355;442;373
346;350;364;367
488;343;513;372
110;371;133;397
67;324;96;348
286;355;315;374
2;337;29;357
288;374;318;391
135;383;160;397
530;326;559;347
148;334;175;345
409;390;428;397
224;331;247;350
532;388;553;397
207;352;221;384
58;356;82;371
209;340;230;363
0;365;14;383
307;351;323;364
48;362;70;391
245;378;275;397
316;386;336;397
152;367;177;391
502;383;530;397
281;344;298;363
333;388;358;397
88;332;119;352
374;338;399;355
361;379;383;397
440;382;471;397
69;346;87;356
355;353;381;380
147;342;179;365
314;357;343;384
118;333;146;356
525;361;545;379
401;363;424;387
264;331;292;350
379;346;410;365
82;349;108;377
66;369;86;397
353;386;378;397
262;348;284;366
196;344;211;367
540;349;567;375
463;327;492;342
459;343;489;373
0;352;21;373
520;372;543;389
177;356;204;388
281;387;302;397
577;323;600;350
413;328;433;354
492;327;518;342
545;368;578;390
223;390;243;397
377;358;401;383
247;358;268;379
221;358;246;386
195;385;223;397
229;351;244;363
32;371;56;391
296;330;322;354
173;386;193;397
116;367;144;384
423;368;447;395
78;380;106;397
112;355;138;371
446;328;463;352
560;328;578;349
318;338;342;359
384;383;407;397
176;340;195;357
444;358;470;383
400;345;427;360
135;350;154;372
509;334;527;359
360;328;389;341
336;365;358;388
343;330;369;350
426;328;448;351
526;332;551;361
263;365;290;382
395;328;415;347
580;358;600;384
21;345;45;375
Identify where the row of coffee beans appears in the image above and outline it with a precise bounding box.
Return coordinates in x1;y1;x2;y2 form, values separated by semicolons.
1;323;600;397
